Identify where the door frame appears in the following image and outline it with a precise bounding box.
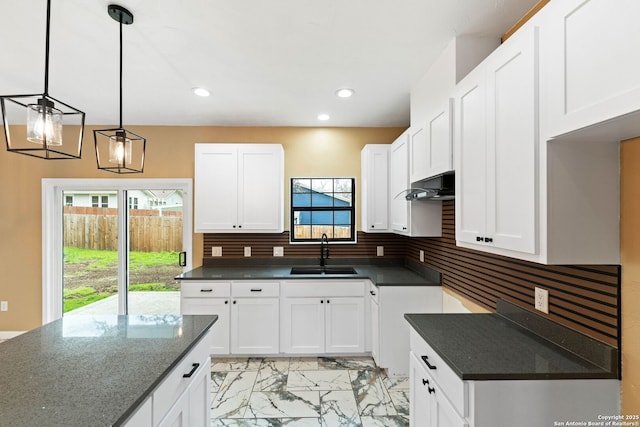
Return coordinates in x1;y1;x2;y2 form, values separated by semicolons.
42;178;193;324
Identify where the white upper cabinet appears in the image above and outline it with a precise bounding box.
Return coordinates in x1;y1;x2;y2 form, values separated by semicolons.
455;23;538;255
194;144;284;233
410;36;497;183
454;8;620;264
361;145;389;232
409;101;454;183
389;131;442;237
545;0;640;139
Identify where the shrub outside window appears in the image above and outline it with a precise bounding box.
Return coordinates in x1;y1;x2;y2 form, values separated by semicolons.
291;177;355;242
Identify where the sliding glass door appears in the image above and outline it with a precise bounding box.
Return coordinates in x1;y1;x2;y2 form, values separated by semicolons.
42;179;192;322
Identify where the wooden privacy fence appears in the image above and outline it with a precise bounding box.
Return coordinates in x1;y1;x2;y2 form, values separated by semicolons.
64;207;183;252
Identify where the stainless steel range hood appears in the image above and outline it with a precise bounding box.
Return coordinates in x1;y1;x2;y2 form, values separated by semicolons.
405;173;455;201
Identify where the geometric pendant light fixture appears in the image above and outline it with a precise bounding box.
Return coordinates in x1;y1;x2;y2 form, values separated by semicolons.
94;4;146;174
0;0;86;159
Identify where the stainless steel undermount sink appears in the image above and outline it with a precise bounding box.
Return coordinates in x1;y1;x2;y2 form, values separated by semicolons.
290;266;358;275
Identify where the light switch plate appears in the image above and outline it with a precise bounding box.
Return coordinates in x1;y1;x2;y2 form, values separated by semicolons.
420;250;425;262
535;287;549;314
244;247;251;257
273;246;284;257
377;246;384;257
0;301;7;312
211;246;222;257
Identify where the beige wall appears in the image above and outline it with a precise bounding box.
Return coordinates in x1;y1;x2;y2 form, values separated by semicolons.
621;137;640;413
0;125;403;331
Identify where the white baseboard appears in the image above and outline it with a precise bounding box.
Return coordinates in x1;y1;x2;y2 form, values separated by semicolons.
0;331;26;340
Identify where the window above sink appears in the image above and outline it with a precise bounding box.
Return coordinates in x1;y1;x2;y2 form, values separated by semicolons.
290;177;356;243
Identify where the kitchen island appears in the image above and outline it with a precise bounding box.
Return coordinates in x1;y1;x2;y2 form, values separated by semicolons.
0;314;216;427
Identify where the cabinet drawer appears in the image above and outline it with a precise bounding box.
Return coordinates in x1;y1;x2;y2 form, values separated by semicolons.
181;281;231;298
410;329;467;416
282;281;365;297
153;329;212;425
233;281;280;297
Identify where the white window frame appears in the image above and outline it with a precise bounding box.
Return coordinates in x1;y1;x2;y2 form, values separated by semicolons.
42;178;193;324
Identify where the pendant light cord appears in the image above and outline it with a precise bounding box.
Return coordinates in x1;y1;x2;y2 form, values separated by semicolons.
119;14;123;129
44;0;51;96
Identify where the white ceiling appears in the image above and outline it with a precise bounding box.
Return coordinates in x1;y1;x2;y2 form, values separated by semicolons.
1;0;538;128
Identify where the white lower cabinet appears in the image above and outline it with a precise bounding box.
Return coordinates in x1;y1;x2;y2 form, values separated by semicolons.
371;282;442;377
281;281;365;354
409;329;619;427
125;329;212;427
231;296;280;354
180;282;231;354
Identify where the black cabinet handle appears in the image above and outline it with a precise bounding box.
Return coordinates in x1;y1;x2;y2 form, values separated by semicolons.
484;237;493;243
327;300;330;303
422;378;429;386
238;225;242;228
371;225;375;228
232;225;236;228
428;386;436;395
183;363;200;378
421;355;437;370
200;289;213;293
476;236;483;242
370;290;376;296
233;300;237;304
224;300;229;304
178;251;187;267
321;300;324;303
250;288;262;292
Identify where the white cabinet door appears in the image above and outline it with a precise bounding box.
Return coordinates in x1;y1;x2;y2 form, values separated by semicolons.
484;24;538;254
361;145;389;232
455;22;538;255
409;125;428;184
546;0;640;137
281;297;325;353
194;145;238;231
454;67;487;247
389;132;410;234
181;298;230;355
188;357;212;427
194;144;283;233
237;146;283;231
157;392;189;427
411;100;454;183
325;297;365;353
231;298;279;354
370;297;380;364
410;353;433;427
426;99;453;179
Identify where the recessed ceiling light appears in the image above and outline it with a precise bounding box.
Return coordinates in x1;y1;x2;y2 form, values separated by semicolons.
317;113;330;121
192;87;210;97
336;88;354;98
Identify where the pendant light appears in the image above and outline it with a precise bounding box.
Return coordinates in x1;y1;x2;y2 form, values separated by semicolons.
94;5;146;174
0;0;85;159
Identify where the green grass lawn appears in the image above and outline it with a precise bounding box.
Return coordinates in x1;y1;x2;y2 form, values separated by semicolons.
63;248;180;313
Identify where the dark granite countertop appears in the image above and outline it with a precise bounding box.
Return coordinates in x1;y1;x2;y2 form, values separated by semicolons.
0;314;217;427
405;300;618;381
177;260;440;287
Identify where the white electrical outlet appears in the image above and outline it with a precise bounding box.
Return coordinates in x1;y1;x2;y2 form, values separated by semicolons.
377;246;384;257
211;246;222;257
535;287;549;314
244;247;251;257
1;301;7;312
420;250;425;262
273;246;284;257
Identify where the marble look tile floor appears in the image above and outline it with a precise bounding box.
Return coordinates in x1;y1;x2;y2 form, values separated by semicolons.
210;356;409;427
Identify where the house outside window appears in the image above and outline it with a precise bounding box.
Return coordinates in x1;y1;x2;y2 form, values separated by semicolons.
129;197;138;210
290;177;355;242
91;195;109;208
